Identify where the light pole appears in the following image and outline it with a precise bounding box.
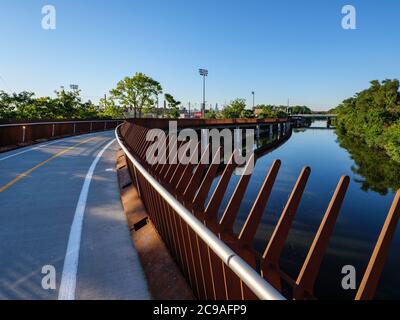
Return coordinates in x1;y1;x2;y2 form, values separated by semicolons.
252;91;255;109
199;69;208;118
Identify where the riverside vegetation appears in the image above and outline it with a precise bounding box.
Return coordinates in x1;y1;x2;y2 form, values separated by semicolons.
334;79;400;163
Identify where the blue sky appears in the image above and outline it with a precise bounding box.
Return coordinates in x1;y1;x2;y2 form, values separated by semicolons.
0;0;399;110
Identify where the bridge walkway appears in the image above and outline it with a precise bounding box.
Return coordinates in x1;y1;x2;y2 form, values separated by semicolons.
0;131;150;300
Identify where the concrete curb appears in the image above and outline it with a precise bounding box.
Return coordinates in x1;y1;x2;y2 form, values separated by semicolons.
116;149;195;300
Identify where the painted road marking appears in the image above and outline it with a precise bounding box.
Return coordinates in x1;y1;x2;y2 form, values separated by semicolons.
58;139;116;300
0;140;64;162
0;138;95;193
0;131;109;162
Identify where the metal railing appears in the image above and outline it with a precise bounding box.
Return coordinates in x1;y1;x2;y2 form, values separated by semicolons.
0;119;124;149
116;125;285;300
116;120;400;300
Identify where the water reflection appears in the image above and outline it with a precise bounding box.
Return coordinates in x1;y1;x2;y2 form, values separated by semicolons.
336;132;400;195
209;121;400;299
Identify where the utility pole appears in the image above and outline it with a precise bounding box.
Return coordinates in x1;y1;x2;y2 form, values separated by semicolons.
156;94;159;118
199;69;208;118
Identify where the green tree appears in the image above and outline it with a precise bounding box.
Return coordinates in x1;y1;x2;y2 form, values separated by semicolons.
53;88;84;119
110;73;162;118
98;97;125;119
288;105;312;115
164;93;181;119
257;104;288;119
240;109;254;118
222;98;247;119
335;79;400;163
384;120;400;163
204;110;219;119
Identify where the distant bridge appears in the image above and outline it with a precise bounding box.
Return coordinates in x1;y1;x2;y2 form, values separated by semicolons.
290;114;337;118
290;113;337;119
289;114;336;128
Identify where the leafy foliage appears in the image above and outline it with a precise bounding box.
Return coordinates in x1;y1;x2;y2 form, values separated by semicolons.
256;104;288;119
334;79;400;162
221;99;251;119
164;93;181;119
0;89;120;121
110;73;162;118
288;105;312;115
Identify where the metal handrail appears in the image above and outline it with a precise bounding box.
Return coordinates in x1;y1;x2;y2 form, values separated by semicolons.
0;120;123;128
115;125;286;301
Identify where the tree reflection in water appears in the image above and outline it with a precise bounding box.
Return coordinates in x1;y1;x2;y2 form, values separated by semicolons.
336;131;400;195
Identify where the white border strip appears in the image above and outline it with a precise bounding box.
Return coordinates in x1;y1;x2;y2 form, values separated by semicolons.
0;120;123;128
0;131;112;162
58;138;116;300
115;125;285;301
0;140;62;161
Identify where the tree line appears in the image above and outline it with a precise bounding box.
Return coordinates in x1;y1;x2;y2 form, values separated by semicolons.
334;79;400;163
0;73;181;122
0;72;312;122
206;100;312;119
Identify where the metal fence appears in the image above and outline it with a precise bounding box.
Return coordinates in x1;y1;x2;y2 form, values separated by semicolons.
0;120;124;149
116;120;400;300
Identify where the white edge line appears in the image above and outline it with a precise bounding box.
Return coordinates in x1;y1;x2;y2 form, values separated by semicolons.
0;140;61;161
0;131;111;162
58;138;116;300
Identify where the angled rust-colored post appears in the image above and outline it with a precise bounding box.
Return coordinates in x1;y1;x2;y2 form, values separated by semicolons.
192;148;223;210
219;153;256;235
151;134;167;172
356;189;400;300
261;167;311;291
239;160;281;245
183;145;212;203
131;126;146;155
138;128;153;159
176;143;200;195
294;176;350;300
164;140;185;181
218;154;256;300
204;151;237;223
144;129;165;174
169;142;193;186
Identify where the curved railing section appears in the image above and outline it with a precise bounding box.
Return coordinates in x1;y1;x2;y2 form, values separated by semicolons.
115;120;287;300
116;119;400;301
0;119;124;150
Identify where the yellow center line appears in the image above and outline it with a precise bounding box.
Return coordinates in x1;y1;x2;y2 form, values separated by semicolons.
0;138;96;193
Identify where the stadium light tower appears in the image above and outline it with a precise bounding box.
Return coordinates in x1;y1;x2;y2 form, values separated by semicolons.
199;69;208;118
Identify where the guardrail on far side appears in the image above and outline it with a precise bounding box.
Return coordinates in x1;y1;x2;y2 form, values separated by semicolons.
0;120;125;150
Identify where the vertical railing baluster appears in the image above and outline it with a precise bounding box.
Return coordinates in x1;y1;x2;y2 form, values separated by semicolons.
356;190;400;300
261;167;311;291
294;176;349;300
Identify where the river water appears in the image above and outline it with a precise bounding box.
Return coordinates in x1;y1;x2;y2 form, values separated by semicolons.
211;121;400;299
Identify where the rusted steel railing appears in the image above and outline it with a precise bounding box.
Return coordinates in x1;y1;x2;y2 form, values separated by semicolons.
0;119;124;149
116;120;400;300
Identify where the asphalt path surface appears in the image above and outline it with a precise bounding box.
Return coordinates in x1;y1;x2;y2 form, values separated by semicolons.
0;131;150;300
